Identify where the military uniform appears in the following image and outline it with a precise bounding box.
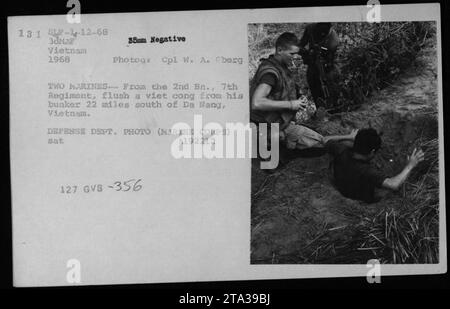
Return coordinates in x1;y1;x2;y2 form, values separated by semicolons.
250;55;323;153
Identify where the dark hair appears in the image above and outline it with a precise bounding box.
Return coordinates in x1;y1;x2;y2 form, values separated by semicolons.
353;128;382;155
275;32;299;50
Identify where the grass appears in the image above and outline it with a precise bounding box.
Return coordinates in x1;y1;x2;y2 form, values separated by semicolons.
251;135;440;264
356;194;439;264
310;137;439;264
358;137;440;264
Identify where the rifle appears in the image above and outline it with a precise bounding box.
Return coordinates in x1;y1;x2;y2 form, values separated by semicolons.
314;45;330;101
299;29;331;106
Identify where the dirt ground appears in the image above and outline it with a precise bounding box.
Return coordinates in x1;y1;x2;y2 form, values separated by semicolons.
250;45;439;264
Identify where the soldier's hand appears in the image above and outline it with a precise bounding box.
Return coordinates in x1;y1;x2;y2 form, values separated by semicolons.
407;148;425;168
290;99;308;111
348;129;359;140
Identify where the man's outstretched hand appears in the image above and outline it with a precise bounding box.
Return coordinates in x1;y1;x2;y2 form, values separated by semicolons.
382;147;425;191
407;148;425;168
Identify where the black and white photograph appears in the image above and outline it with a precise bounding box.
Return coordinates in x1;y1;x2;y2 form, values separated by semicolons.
250;21;441;264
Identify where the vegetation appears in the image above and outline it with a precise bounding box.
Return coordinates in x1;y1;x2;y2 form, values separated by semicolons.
248;21;436;110
335;21;436;109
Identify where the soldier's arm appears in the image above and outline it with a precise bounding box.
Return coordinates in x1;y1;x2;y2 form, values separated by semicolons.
251;83;302;111
322;129;358;145
298;27;310;49
382;148;425;190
